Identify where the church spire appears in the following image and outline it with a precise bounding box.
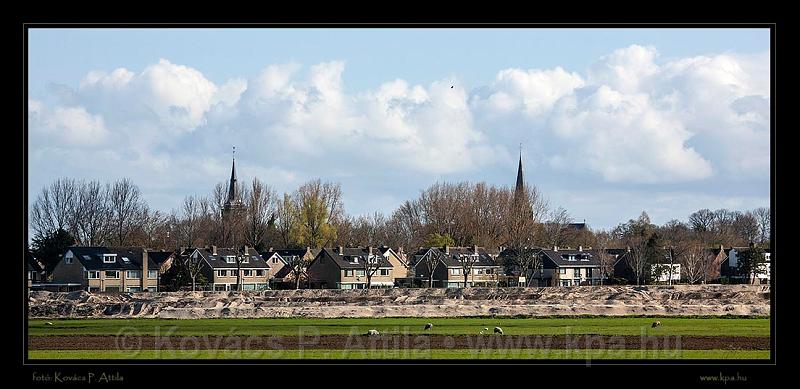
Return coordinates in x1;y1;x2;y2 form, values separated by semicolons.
225;146;240;210
515;143;524;196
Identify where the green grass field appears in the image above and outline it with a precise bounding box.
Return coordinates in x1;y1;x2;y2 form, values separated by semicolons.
28;349;769;360
28;317;770;337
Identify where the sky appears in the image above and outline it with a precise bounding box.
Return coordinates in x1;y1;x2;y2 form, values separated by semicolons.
27;28;771;231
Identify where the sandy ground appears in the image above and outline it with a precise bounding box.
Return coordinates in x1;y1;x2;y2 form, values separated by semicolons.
28;334;770;350
28;285;770;319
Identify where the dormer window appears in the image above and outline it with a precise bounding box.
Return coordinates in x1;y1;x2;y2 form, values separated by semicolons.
226;256;236;264
242;256;250;264
103;254;117;263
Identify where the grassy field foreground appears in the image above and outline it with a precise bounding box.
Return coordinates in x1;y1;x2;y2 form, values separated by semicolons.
29;349;769;360
28;316;771;337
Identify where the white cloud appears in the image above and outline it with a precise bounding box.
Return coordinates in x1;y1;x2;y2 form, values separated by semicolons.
473;66;584;117
28;45;769;219
588;44;659;93
28;101;109;145
548;86;713;182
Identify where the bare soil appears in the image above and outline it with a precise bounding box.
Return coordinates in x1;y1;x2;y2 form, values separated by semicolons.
28;335;770;350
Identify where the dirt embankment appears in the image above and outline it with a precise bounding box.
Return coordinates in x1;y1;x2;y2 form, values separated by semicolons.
28;285;770;319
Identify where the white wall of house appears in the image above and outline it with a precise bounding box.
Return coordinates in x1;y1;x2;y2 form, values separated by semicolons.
651;264;681;283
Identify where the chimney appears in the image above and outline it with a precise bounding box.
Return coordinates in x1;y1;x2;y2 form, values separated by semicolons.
473;244;479;254
180;246;186;254
445;245;450;255
212;245;217;256
578;246;583;252
398;246;404;254
244;244;249;254
368;246;374;256
269;247;273;252
626;246;631;253
553;245;558;252
141;249;149;290
338;246;343;255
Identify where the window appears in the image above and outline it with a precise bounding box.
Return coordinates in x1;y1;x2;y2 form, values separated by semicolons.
103;254;117;263
104;286;121;292
126;287;141;292
231;270;238;277
573;269;581;278
126;270;141;279
559;268;567;274
121;257;130;263
256;270;264;277
450;268;461;275
345;270;354;277
355;270;365;277
587;268;593;278
226;256;236;264
86;271;100;279
272;257;279;264
148;270;158;279
65;256;73;264
242;256;250;264
105;270;120;279
243;270;252;277
379;269;390;276
218;270;228;277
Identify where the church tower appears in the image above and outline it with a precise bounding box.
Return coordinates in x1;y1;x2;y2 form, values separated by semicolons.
223;147;243;216
514;145;525;200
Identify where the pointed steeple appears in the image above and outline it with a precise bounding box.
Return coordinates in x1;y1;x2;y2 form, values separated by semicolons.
515;144;525;196
225;146;241;210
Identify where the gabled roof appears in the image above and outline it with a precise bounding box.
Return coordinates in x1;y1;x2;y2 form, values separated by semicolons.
147;250;176;265
316;247;393;269
377;246;408;266
412;247;498;268
27;250;44;272
539;248;630;267
65;247;157;271
188;247;270;269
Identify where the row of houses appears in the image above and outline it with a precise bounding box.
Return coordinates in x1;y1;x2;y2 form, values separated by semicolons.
27;243;771;292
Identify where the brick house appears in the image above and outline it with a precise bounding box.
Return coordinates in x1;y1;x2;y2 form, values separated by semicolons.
306;247;394;289
179;246;270;291
51;247;160;292
261;247;319;288
413;246;501;288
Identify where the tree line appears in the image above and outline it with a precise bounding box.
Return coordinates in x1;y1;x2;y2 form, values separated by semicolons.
29;176;770;282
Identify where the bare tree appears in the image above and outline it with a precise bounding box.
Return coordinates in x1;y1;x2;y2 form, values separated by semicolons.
361;248;383;289
74;180;111;246
285;254;310;289
594;231;615;285
275;193;297;248
186;253;205;292
752;207;771;244
421;249;443;288
660;220;691;285
177;196;203;246
108;178;145;246
681;241;708;284
542;207;572;248
243;178;277;250
622;212;655;285
733;211;760;245
458;252;480;288
30;178;78;237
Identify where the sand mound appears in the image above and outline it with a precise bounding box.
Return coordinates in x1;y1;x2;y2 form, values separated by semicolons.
27;285;770;319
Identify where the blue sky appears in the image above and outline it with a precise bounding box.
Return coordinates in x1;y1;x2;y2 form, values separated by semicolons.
27;28;771;230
